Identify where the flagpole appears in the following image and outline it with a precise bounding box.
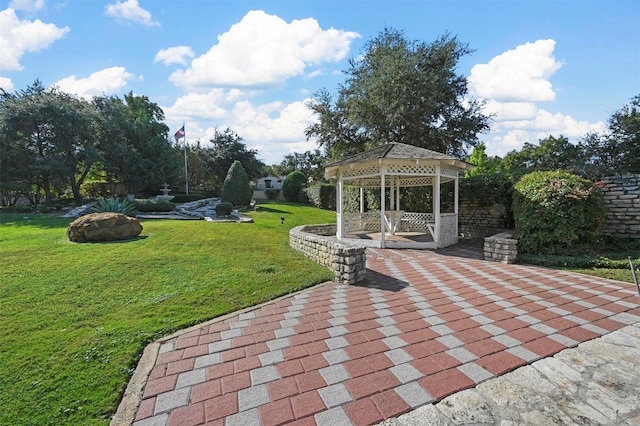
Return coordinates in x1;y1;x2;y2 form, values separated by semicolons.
183;123;189;195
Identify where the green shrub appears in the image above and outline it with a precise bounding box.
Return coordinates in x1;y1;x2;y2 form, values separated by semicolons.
306;183;336;210
283;171;307;202
215;201;233;216
221;161;252;206
513;170;604;254
460;172;515;228
134;199;176;212
264;189;281;200
93;198;138;217
171;193;207;203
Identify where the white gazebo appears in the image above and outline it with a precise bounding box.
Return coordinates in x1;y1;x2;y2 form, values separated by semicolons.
324;143;475;249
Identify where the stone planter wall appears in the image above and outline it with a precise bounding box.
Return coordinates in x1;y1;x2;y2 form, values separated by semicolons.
484;232;518;264
290;224;367;285
599;174;640;239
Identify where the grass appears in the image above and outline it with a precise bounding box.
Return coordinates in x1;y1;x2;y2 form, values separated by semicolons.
0;201;335;425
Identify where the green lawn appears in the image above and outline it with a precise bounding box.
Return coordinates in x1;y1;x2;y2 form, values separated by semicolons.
0;201;335;425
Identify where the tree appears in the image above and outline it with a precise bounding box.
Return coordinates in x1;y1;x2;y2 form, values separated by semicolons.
501;135;584;176
221;160;252;206
94;93;181;194
306;28;491;160
0;80;99;204
206;128;264;193
282;171;307;202
270;149;326;182
465;142;501;177
582;94;640;178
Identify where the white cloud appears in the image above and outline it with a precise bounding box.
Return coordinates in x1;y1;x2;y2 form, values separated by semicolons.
470;39;606;158
154;46;195;66
0;76;14;92
104;0;159;27
169;10;359;89
469;39;563;102
52;66;135;98
9;0;44;13
0;8;69;71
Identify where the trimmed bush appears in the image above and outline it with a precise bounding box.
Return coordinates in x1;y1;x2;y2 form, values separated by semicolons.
221;161;252;206
214;201;233;216
513;170;605;254
307;183;336;210
282;171;307;202
134;199;176;212
171;193;208;203
264;189;281;200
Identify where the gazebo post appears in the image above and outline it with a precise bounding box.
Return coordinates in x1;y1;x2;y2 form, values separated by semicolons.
337;174;344;239
454;173;459;239
380;169;386;248
434;166;441;247
395;177;401;210
359;182;364;214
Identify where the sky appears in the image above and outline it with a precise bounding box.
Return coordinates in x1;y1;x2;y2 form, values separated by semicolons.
1;0;639;165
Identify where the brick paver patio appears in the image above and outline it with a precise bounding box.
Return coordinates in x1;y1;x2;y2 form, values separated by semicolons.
131;247;640;426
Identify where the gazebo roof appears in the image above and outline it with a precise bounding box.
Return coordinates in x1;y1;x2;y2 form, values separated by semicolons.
324;142;474;180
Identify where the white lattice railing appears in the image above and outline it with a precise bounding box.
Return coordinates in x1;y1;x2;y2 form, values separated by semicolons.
399;212;434;233
344;211;382;233
439;213;458;247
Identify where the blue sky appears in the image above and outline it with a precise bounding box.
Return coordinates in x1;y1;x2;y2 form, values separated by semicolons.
1;0;638;165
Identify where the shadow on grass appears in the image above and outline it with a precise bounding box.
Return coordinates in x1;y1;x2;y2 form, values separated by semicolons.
0;214;72;229
253;207;294;214
69;235;149;244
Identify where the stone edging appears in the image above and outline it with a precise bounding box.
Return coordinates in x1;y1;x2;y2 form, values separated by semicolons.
484;231;518;264
290;224;367;285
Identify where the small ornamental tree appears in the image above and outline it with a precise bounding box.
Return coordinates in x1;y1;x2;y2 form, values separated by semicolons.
221;160;252;206
282;171;307;202
513;170;604;254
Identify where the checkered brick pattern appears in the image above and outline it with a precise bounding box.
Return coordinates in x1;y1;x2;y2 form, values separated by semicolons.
132;248;640;426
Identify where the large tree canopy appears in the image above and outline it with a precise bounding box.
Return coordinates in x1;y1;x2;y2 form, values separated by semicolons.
306;28;491;160
0;80;99;204
93;93;181;194
581;94;640;178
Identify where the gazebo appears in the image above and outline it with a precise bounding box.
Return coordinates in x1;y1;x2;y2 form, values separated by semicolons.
324;143;475;249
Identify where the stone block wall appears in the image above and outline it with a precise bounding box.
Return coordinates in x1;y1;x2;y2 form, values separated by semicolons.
290;224;367;285
484;232;518;264
459;200;511;239
599;174;640;239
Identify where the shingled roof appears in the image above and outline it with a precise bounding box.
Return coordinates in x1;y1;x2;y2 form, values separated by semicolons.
324;143;474;180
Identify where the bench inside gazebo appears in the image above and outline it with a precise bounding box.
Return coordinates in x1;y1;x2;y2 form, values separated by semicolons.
324;143;475;249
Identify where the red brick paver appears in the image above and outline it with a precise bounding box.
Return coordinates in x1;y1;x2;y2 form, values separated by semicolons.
130;248;640;425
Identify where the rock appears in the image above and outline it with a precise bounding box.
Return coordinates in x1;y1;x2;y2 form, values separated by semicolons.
67;212;143;243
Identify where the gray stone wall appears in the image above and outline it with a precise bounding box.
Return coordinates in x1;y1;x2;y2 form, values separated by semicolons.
599;174;640;239
459;200;511;239
289;224;367;285
484;232;518;264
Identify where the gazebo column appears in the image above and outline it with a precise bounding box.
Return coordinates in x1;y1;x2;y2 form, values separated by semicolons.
395;177;400;210
454;173;459;240
337;175;344;239
380;170;386;248
359;182;364;214
434;166;441;247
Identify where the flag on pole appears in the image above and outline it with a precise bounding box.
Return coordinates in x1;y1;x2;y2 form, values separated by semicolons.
174;125;185;140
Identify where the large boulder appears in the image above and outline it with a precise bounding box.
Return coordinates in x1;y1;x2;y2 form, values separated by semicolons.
67;212;143;243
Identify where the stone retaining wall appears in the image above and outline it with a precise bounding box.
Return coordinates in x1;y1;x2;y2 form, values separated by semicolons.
289;224;367;285
459;200;511;239
599;174;640;239
484;232;518;264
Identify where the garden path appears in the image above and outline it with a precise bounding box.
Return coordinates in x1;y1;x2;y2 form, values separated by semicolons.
118;245;640;426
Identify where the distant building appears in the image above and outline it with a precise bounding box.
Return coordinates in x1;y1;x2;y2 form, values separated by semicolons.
255;175;284;190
